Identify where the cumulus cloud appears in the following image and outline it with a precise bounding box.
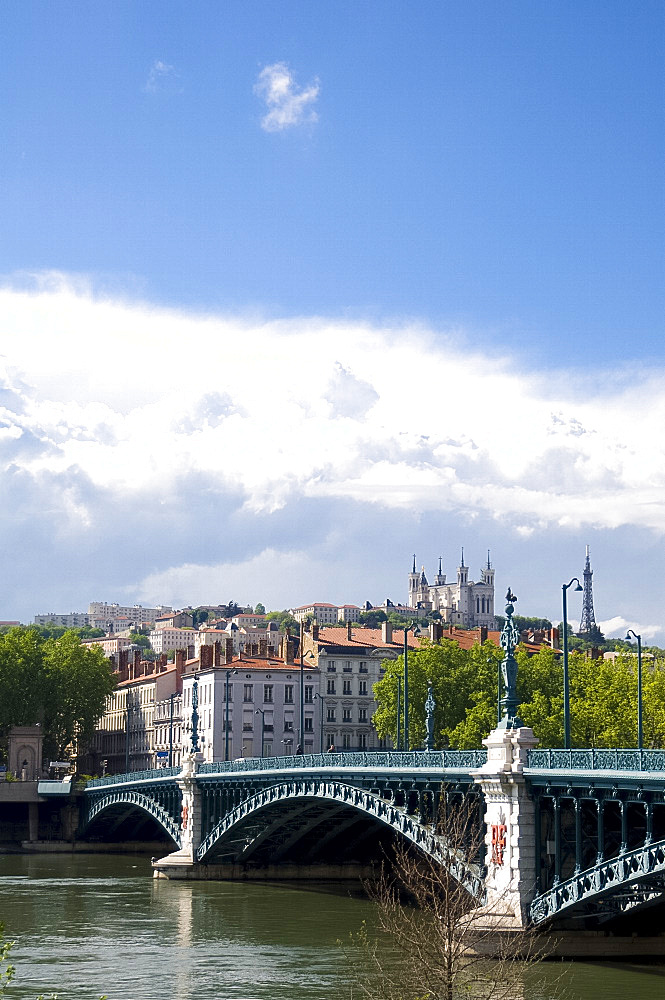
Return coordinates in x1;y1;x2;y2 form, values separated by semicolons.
598;616;662;642
324;362;379;419
1;273;665;638
144;60;182;95
254;62;320;132
1;275;665;536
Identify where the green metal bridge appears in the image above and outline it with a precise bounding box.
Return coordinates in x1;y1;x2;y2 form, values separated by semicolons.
81;747;665;930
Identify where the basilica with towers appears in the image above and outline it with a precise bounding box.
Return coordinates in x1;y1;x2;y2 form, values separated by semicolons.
407;551;496;628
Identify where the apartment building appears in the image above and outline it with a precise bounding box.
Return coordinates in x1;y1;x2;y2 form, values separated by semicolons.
301;622;421;750
180;636;320;761
89;650;182;774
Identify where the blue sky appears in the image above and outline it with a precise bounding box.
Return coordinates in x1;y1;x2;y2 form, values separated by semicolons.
1;2;664;641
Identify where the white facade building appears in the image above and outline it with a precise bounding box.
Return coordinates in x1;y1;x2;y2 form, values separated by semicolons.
181;649;321;761
88;602;173;627
149;627;199;655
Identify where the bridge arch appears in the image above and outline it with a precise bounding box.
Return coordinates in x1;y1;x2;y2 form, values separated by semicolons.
196;778;484;899
530;837;665;925
82;789;182;849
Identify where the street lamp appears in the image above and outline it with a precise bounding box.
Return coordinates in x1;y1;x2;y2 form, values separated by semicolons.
562;577;583;749
125;689;135;773
255;708;266;758
225;667;238;761
402;623;421;750
190;676;201;754
314;692;325;753
625;629;643;750
396;675;402;750
299;622;305;759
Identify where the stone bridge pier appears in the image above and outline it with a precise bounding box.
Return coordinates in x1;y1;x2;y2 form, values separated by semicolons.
472;725;539;930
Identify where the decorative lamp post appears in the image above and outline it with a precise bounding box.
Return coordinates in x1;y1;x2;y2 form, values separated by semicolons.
255;708;266;758
425;682;435;751
625;629;643;750
562;577;583;749
168;692;175;767
497;589;524;729
125;690;134;774
225;667;238;762
396;675;402;750
401;623;421;750
314;692;325;753
190;676;200;754
299;621;305;758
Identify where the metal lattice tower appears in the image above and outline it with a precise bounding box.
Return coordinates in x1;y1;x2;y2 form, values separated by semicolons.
578;544;597;636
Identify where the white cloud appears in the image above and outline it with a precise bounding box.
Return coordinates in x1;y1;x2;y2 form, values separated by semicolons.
133;548;315;611
144;60;181;95
1;275;665;538
254;62;320;132
598;616;662;642
1;273;665;639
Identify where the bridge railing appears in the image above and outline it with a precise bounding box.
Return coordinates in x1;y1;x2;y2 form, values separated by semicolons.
86;767;181;788
198;749;488;774
528;748;665;772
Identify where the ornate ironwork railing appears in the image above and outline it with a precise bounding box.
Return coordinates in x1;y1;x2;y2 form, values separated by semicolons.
198;749;487;775
86;767;181;788
528;749;665;772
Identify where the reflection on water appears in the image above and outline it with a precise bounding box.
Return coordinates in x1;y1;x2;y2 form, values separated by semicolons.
0;854;663;999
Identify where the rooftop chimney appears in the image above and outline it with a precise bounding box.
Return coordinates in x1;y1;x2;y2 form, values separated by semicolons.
430;622;443;644
381;621;393;644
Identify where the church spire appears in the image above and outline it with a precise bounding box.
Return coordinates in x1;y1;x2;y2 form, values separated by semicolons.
460;546;465;568
412;553;416;573
438;555;443;576
487;549;491;570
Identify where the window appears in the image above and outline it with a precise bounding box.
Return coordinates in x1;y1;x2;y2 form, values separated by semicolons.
264;684;273;703
342;733;352;748
304;716;313;732
343;661;352;672
343;680;352;695
305;685;313;704
327;679;336;694
264;743;272;757
328;660;336;670
358;708;367;723
284;685;294;704
342;708;352;722
284;720;294;732
327;707;336;722
359;661;368;673
243;684;253;702
359;733;367;748
358;680;367;696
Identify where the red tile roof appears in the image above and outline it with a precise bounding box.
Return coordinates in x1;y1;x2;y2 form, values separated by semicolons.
316;626;422;651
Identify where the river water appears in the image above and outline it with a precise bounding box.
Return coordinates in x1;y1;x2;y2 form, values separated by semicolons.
0;854;664;1000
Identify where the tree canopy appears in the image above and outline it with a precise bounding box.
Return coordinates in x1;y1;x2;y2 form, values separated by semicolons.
264;610;300;633
0;627;116;762
373;638;665;750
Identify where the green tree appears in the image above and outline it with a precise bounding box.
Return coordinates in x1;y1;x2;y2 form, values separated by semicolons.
264;610;300;633
0;924;14;995
128;632;150;649
0;628;45;750
358;610;388;628
254;602;266;615
40;632;116;759
373;639;502;749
